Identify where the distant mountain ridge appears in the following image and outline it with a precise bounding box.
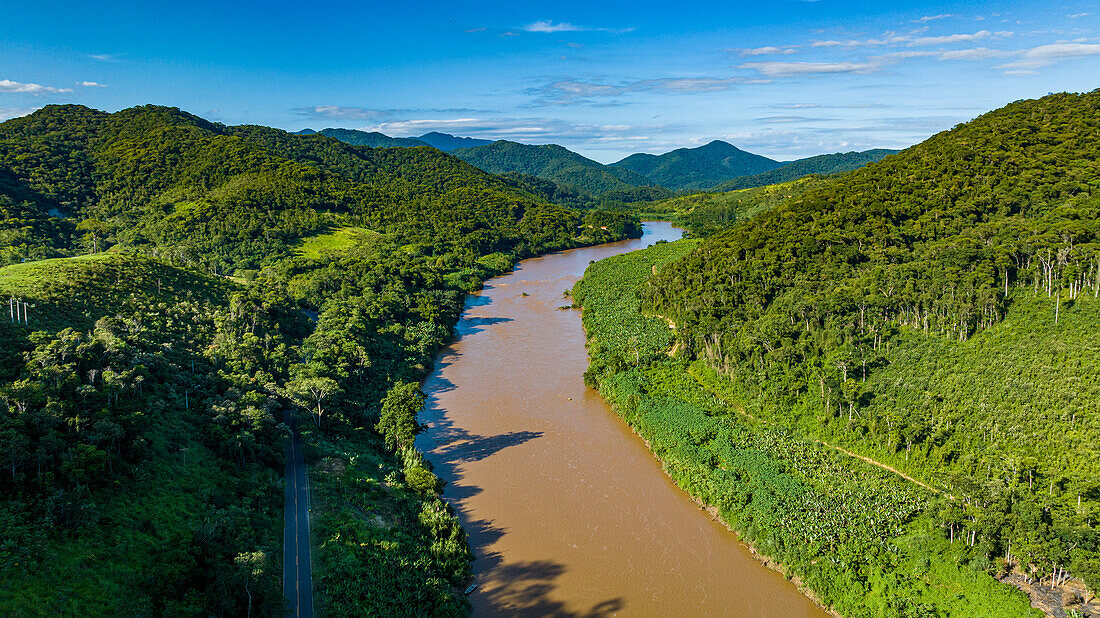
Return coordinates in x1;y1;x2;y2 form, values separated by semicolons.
711;148;899;191
611;140;784;191
307;127;898;197
293;128;492;152
297;128;428;148
417;132;492;151
450;140;654;196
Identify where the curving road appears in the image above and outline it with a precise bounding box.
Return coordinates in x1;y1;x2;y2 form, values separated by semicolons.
283;410;313;617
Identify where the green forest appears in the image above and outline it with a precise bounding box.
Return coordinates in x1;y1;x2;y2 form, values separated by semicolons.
576;91;1100;616
0;104;641;615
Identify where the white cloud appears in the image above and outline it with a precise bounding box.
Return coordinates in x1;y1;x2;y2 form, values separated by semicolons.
88;53;122;62
907;30;1001;46
1068;13;1090;19
914;14;954;23
529;76;755;104
520;19;632;34
0;107;39;121
524;20;583;33
812;29;1010;49
737;46;798;56
938;47;1012;60
0;79;73;94
738;61;879;77
79;81;107;88
996;42;1100;70
293;105;387;120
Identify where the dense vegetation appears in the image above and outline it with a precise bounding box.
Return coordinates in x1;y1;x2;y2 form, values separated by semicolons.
450;140;652;196
625;91;1100;612
574;240;1041;617
0;104;641;615
711;148;897;192
610;140;783;191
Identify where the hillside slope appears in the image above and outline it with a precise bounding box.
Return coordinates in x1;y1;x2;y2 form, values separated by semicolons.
644;91;1100;603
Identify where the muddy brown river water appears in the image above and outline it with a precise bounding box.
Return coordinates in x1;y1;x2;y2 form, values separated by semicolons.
416;222;829;617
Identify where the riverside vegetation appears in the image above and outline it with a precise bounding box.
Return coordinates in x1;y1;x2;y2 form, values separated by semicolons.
576;91;1100;616
0;104;640;615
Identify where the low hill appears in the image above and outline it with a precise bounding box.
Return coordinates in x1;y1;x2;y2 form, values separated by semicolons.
451;140;652;196
610;140;783;190
0;104;591;273
711;148;898;191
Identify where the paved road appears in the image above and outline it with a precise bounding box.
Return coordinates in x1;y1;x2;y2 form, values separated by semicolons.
283;410;313;618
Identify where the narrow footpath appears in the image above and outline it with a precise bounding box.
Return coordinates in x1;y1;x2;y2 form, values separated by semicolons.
283;410;313;618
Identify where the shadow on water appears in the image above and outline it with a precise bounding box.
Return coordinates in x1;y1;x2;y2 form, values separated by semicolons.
421;407;543;502
457;316;513;338
475;555;625;617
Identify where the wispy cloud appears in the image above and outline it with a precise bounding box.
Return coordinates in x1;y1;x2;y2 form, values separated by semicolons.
79;81;107;88
756;115;839;123
357;116;660;151
530;76;754;105
735;46;798;56
0;79;73;94
520;19;633;34
914;14;954;23
812;29;1010;48
0;107;39;121
738;61;879;77
88;53;122;62
293;105;387;120
524;20;583;33
1067;13;1090;19
995;42;1100;71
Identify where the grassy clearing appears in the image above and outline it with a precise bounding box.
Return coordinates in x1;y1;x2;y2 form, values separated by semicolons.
295;226;383;259
0;252;237;331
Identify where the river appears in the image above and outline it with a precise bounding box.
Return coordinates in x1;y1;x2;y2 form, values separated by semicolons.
416;221;828;617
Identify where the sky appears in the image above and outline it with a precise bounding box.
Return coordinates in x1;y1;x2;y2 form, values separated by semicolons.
2;0;1099;163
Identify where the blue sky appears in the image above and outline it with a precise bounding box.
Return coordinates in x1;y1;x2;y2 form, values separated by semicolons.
2;0;1099;162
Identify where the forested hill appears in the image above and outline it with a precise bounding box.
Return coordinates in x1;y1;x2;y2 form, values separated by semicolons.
710;148;897;191
450;139;653;196
644;91;1100;598
610;140;783;190
0;104;615;273
0;104;641;615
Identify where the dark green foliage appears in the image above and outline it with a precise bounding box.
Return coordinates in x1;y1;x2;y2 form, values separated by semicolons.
610;140;783;191
377;382;424;451
645;91;1100;597
711;149;897;192
0;257;289;616
451;140;652;196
